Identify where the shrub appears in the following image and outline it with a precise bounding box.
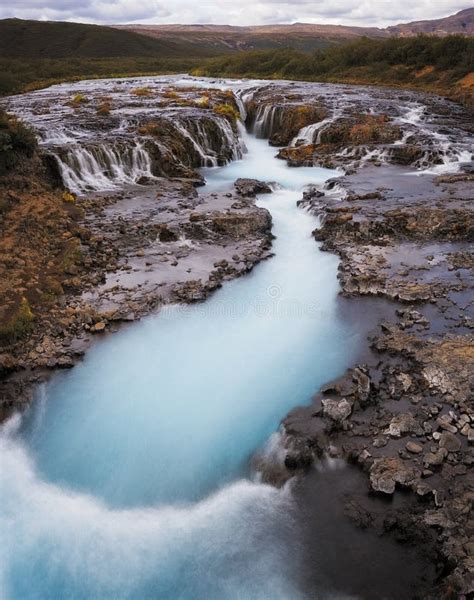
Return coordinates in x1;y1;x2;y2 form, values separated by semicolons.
195;96;210;108
62;191;76;203
0;297;35;343
61;238;83;272
212;103;240;125
132;87;152;97
163;88;180;99
97;99;112;116
0;109;37;174
69;93;89;108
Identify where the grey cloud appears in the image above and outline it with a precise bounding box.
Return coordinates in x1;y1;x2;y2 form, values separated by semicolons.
0;0;471;26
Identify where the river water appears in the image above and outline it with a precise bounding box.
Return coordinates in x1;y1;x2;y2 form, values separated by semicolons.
1;83;431;599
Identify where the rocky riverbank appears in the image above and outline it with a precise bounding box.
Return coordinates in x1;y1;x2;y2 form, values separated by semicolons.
1;76;473;598
0;84;274;417
246;83;473;598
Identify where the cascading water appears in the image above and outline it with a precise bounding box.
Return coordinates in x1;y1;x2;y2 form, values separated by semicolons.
395;103;473;174
51;114;243;194
290;109;343;146
0;87;370;600
2;75;469;600
254;104;281;138
54;141;155;193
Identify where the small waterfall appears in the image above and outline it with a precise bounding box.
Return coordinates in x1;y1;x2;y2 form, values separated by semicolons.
54;141;154;194
431;131;473;172
173;119;220;167
174;114;243;167
39;127;90;145
291;109;343;146
396;103;473;173
254;105;281;139
234;90;248;121
50;113;243;193
215;116;244;162
399;104;425;125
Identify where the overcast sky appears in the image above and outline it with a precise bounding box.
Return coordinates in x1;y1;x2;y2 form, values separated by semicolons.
0;0;472;27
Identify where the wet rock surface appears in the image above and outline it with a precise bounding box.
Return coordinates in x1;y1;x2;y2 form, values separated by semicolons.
244;82;473;599
0;177;273;417
2;76;474;598
0;79;271;418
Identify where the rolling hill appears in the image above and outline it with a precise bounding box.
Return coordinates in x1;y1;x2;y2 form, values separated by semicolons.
388;8;474;37
116;9;474;55
0;18;211;59
112;23;389;55
0;9;473;61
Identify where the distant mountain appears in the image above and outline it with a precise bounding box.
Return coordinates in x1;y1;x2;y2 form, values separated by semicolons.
0;18;211;59
112;23;389;56
388;8;474;37
0;9;472;61
116;9;474;55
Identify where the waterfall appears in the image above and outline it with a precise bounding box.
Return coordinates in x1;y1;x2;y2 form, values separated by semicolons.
53;141;154;194
291;109;343;146
254;105;281;139
50;113;243;194
173;119;220;167
234;90;249;121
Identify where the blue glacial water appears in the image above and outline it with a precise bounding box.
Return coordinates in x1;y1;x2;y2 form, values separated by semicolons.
0;127;368;599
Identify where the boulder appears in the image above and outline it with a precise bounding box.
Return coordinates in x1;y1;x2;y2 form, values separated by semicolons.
322;398;352;425
370;457;420;494
439;431;461;453
386;412;422;438
406;441;423;454
234;178;272;197
423;447;448;468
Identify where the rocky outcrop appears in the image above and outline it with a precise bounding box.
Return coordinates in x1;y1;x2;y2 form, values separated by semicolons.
276;144;316;166
0;176;274;417
244;83;474;599
280;326;474;597
248;98;327;145
318;114;401;146
234;178;272;197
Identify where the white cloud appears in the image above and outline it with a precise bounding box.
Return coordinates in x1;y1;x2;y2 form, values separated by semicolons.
0;0;471;27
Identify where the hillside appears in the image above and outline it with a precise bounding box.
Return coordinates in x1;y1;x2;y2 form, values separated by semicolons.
196;36;474;107
0;18;207;59
1;10;473;62
116;9;474;54
0;12;473;103
388;8;474;37
113;23;389;55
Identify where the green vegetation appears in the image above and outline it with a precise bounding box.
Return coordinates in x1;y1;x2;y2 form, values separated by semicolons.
69;93;89;109
212;103;240;125
0;32;471;103
0;297;35;343
131;87;153;97
198;36;474;85
0;108;37;174
60;238;83;273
